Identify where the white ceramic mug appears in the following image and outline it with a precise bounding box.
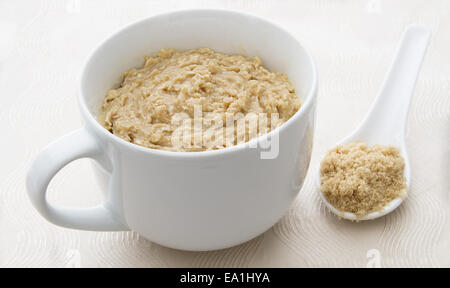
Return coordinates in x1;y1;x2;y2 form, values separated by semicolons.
26;9;317;251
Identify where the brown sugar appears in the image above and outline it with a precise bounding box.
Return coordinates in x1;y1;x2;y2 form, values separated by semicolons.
320;142;408;218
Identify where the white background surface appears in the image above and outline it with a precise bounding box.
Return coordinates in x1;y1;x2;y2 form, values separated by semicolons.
0;0;449;267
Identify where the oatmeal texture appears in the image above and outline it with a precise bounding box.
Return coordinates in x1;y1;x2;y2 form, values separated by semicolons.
99;48;300;151
320;142;407;218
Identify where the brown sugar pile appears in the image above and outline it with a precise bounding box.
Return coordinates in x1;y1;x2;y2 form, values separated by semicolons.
320;142;408;218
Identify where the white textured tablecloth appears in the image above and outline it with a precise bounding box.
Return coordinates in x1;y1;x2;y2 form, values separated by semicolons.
0;0;449;268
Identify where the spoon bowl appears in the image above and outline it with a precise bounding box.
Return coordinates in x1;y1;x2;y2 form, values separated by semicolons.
315;142;410;221
317;24;430;221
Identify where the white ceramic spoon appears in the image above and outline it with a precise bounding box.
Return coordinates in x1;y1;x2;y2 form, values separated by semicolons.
317;25;431;221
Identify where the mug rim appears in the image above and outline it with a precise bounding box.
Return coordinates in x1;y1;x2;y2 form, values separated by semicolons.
78;8;318;159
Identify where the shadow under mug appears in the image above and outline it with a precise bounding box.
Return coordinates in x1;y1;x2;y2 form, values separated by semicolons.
27;9;317;251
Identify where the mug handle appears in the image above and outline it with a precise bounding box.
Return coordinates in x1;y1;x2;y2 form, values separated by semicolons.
26;128;128;231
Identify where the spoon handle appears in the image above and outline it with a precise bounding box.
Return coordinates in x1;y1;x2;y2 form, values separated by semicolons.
360;25;431;142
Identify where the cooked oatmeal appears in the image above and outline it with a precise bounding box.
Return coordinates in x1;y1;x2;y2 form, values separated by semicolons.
98;48;300;151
